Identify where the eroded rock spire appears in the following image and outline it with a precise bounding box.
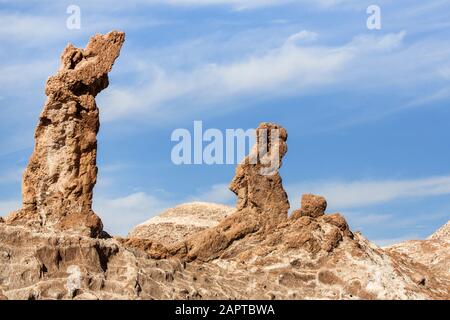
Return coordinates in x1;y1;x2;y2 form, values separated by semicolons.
7;31;125;237
179;123;291;260
229;122;290;226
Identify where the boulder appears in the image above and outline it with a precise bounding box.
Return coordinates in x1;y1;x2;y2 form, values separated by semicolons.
291;194;327;219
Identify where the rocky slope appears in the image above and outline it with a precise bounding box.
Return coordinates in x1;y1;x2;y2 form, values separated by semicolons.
1;205;448;300
386;221;450;292
128;202;234;244
0;31;448;300
428;221;450;241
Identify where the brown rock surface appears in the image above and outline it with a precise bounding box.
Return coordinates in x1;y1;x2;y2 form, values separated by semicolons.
291;194;327;219
5;31;125;237
229;122;289;222
2;214;448;299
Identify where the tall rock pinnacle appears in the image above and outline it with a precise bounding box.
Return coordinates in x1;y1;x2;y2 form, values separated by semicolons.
177;123;290;261
229;122;290;228
7;31;125;237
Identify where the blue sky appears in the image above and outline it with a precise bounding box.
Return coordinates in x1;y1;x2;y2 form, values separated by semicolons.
0;0;449;245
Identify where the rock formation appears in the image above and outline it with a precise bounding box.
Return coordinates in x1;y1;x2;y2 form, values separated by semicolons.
291;194;327;219
6;31;125;237
165;123;291;261
229;122;290;225
128;202;234;244
0;32;448;300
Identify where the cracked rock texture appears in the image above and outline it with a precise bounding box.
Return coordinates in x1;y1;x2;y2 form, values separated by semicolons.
6;31;125;237
291;194;327;219
1;210;448;300
0;32;449;300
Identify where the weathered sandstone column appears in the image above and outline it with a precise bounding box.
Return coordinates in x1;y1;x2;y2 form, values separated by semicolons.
229;122;290;227
7;31;125;237
180;122;290;260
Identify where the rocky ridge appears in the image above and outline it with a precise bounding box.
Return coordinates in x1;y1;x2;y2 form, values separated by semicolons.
428;221;450;241
386;221;449;290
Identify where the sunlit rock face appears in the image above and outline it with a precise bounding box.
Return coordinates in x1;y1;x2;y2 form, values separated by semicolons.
6;31;125;237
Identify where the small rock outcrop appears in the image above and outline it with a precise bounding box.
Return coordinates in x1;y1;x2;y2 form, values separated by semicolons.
6;31;125;237
291;194;327;219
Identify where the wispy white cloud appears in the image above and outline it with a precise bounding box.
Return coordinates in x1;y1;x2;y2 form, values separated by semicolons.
348;31;406;52
100;30;414;123
0;199;20;216
93;181;237;235
438;65;450;80
287;175;450;209
160;0;295;10
99;163;129;173
0;131;34;164
29;0;363;11
345;211;393;228
145;0;370;10
402;0;450;18
0;12;164;47
2;0;367;10
286;30;319;43
287;176;450;245
400;86;450;110
0;168;23;184
104;30;412;122
0;14;64;43
94;192;171;236
188;183;235;204
0;60;56;93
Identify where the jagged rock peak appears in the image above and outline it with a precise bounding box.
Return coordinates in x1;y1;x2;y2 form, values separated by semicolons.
6;31;125;237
